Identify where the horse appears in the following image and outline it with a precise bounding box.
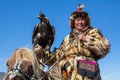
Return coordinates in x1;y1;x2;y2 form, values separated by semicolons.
32;12;55;51
4;47;55;80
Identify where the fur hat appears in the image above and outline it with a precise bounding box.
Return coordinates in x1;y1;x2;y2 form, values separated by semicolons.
69;4;90;29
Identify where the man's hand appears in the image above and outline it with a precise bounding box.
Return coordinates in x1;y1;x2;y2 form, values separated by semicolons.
78;34;88;42
33;44;43;56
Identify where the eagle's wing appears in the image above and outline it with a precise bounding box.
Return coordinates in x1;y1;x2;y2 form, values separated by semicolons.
45;26;55;50
32;24;39;45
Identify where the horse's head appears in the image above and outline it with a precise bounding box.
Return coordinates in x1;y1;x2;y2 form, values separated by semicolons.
4;48;40;80
4;60;35;80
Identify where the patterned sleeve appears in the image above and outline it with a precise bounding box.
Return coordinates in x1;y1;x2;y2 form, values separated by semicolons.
60;34;70;51
84;29;110;59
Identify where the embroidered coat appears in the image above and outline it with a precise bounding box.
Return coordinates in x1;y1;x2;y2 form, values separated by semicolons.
58;26;110;80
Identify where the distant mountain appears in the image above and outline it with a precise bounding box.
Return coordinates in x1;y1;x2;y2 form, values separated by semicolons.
0;72;6;80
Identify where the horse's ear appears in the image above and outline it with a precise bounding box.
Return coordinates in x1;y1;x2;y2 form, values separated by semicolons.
6;57;12;67
6;59;9;66
6;59;11;72
6;56;15;71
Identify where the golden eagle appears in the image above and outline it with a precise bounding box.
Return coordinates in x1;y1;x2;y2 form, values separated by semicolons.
32;12;55;51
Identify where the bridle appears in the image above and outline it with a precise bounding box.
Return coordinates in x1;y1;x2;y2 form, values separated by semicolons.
5;61;37;80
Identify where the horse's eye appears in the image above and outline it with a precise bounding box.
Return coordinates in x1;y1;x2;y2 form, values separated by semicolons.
28;65;32;70
27;65;34;75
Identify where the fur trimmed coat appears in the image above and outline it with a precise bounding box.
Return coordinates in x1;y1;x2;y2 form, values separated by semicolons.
58;26;110;80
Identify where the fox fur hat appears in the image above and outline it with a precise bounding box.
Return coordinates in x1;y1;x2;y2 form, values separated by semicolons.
69;4;90;29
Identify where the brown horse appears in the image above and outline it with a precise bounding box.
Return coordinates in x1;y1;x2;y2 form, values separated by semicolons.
4;47;54;80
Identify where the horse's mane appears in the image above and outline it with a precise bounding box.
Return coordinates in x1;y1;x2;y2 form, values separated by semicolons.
6;47;45;79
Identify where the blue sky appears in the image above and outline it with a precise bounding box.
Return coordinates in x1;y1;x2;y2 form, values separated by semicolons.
0;0;120;80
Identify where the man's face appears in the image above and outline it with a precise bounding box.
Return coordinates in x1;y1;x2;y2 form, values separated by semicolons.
74;18;86;31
